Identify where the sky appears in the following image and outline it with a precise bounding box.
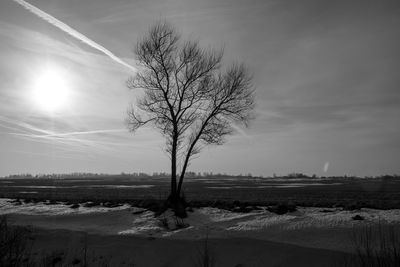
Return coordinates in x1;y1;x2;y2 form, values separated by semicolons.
0;0;399;177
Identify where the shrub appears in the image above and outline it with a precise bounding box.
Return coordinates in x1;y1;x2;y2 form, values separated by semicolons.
352;215;364;221
83;201;98;208
0;215;32;266
268;203;297;215
334;224;400;267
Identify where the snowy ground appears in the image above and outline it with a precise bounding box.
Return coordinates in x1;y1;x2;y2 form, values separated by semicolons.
3;198;399;266
2;198;400;237
116;206;400;239
0;198;133;216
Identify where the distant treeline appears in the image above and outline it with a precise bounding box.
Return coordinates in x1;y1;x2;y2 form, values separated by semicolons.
1;172;399;180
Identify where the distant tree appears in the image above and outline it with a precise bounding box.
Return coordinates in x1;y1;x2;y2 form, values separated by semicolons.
126;21;255;213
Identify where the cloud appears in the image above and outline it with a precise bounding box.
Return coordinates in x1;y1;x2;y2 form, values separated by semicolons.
0;114;159;156
0;21;130;75
12;0;136;72
16;128;126;138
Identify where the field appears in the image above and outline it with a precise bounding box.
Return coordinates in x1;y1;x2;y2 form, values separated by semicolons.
2;175;400;266
1;175;400;209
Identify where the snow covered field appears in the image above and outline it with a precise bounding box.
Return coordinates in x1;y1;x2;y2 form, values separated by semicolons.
0;198;132;216
2;198;400;238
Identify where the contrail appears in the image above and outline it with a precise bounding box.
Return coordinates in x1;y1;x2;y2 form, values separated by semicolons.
323;162;329;173
12;0;136;72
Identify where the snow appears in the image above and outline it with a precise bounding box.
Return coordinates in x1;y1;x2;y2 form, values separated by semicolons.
206;183;342;189
197;207;260;222
118;211;163;235
1;198;400;238
0;198;131;216
226;214;296;231
91;185;154;189
7;185;155;189
226;207;400;231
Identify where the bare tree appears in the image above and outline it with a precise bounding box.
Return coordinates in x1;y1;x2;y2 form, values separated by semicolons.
126;21;255;211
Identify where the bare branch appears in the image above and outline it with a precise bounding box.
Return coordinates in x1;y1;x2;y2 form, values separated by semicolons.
126;21;255;197
125;104;156;132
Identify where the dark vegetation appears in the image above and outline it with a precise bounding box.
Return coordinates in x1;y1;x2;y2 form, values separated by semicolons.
334;224;400;267
0;216;132;266
0;216;32;266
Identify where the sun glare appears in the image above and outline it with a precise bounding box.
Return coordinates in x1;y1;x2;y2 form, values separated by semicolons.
32;67;70;113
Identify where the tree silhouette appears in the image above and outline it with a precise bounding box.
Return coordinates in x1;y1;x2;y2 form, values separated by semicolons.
126;21;255;212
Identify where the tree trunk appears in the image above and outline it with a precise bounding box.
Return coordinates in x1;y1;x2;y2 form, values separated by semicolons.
177;113;215;196
170;136;177;200
167;126;187;218
177;162;187;197
169;122;180;202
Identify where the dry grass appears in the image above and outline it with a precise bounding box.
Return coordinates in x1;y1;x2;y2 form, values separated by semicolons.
334;224;400;267
0;215;129;267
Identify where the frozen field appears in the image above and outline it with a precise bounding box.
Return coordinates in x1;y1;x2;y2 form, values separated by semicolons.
1;176;400;209
2;197;400;266
2;198;400;241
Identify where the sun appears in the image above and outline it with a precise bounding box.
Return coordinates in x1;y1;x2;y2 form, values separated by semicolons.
32;67;70;113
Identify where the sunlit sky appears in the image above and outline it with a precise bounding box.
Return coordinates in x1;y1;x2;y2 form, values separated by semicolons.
0;0;399;177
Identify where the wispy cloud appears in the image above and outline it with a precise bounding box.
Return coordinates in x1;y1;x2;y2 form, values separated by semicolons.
14;128;126;138
0;115;155;155
12;0;136;72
